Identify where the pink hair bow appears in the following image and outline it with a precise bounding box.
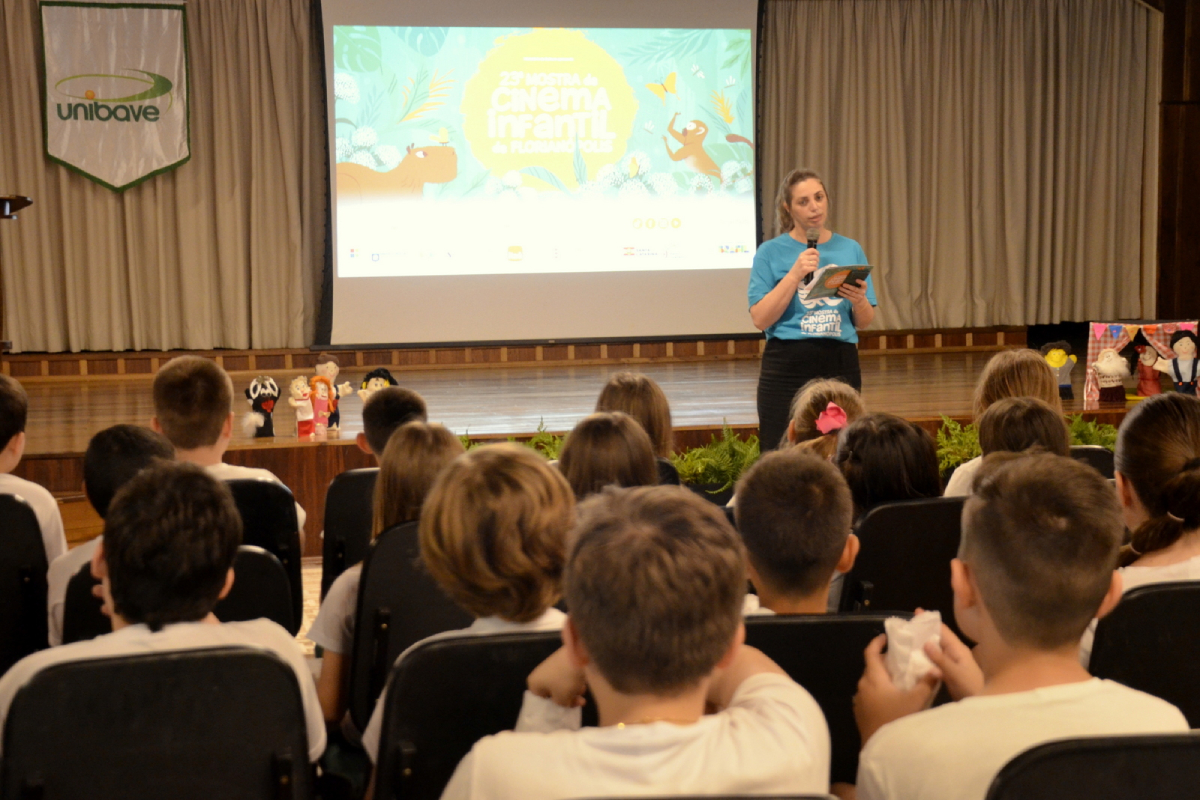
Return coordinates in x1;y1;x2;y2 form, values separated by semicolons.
815;402;848;435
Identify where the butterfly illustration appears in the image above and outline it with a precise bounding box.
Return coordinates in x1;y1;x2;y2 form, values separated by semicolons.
691;64;705;79
646;72;677;104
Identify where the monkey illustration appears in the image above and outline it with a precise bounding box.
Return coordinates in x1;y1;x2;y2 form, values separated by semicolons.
337;144;458;203
663;113;721;178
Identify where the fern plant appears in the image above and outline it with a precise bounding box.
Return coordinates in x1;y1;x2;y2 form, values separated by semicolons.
936;416;981;474
525;420;565;461
1066;415;1118;450
670;424;759;493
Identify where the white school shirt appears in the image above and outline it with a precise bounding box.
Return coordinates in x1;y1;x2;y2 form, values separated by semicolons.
0;473;67;564
45;537;102;647
857;679;1188;800
0;618;327;761
440;672;831;800
205;462;307;531
307;562;362;655
942;456;982;497
361;608;567;762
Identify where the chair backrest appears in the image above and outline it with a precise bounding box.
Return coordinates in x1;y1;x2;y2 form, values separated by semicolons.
374;631;563;800
61;562;110;645
1069;445;1115;479
1089;580;1200;726
347;521;474;732
984;733;1200;800
224;479;302;634
839;496;965;636
0;494;49;673
744;614;904;785
214;545;296;633
1;647;313;799
321;468;379;598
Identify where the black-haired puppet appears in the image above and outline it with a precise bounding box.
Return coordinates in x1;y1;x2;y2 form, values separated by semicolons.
1154;330;1199;396
1039;341;1077;400
314;353;354;430
243;376;280;438
357;367;399;402
1134;346;1163;397
1093;348;1131;405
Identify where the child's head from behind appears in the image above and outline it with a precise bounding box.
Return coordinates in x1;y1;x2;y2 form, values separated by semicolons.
787;378;865;452
152;356;233;450
102;461;242;631
0;374;28;460
420;444;573;623
361;387;428;456
372;421;464;536
973;348;1061;420
559;411;657;500
1114;392;1200;563
736;450;855;601
959;452;1122;650
977;397;1070;458
594;372;673;457
565;486;745;695
834;413;941;520
84;425;175;518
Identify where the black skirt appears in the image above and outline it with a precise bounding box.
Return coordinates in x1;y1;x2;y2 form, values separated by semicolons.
756;338;861;453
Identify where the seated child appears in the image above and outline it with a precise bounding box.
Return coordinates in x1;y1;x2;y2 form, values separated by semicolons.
558;411;658;499
594;371;679;485
785;378;867;459
360;444;575;762
356;386;428;461
853;452;1188;800
45;424;174;645
151;356;306;530
977;396;1070;463
834;413;941;521
309;421;463;726
0;461;326;760
0;374;67;565
735;449;859;614
439;485;831;800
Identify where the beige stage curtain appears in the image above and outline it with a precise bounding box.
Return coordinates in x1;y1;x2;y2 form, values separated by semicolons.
760;0;1162;329
0;0;325;352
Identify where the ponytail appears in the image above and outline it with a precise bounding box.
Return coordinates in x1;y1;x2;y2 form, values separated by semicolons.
1120;460;1200;567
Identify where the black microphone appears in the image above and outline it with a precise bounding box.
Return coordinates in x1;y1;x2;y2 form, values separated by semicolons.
802;228;820;285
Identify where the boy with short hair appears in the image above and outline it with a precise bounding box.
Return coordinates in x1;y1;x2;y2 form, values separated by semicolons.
45;424;174;645
0;462;326;760
151;356;305;529
439;485;831;800
356;386;428;460
854;453;1188;800
0;374;67;565
735;449;859;614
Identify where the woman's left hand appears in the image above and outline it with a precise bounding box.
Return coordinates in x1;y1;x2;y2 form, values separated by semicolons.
838;279;869;307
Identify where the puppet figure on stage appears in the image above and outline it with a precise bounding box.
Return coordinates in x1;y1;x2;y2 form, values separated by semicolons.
1093;348;1131;406
357;367;399;402
313;354;354;430
288;375;315;439
243;375;280;438
310;375;334;439
1040;341;1077;400
1135;346;1163;397
748;169;877;451
1154;331;1199;396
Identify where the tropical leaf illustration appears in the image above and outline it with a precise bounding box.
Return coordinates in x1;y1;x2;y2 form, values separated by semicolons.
520;166;570;193
573;134;588;186
397;69;454;124
623;29;716;67
334;27;382;72
721;32;752;73
710;90;735;124
400;27;449;57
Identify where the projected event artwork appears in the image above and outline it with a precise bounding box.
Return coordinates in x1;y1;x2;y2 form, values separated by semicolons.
333;26;756;277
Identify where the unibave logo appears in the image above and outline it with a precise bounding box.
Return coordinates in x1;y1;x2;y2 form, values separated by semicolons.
53;69;173;123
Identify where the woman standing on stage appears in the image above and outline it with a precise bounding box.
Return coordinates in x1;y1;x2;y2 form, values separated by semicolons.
749;169;877;451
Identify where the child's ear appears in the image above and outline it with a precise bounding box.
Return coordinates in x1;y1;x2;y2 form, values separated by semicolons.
91;539;108;580
786;419;797;444
221;412;234;439
836;533;860;574
950;558;978;610
1094;571;1124;620
562;617;590;669
355;432;373;456
5;431;26;459
744;558;764;594
217;567;235;601
150;416;163;434
715;622;745;670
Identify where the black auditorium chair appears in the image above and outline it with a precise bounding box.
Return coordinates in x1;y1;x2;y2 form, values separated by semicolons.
1069;445;1115;479
744;614;905;786
0;494;49;673
214;545;296;632
224;479;303;635
838;496;966;637
62;562;110;644
372;631;563;800
346;520;473;733
1;648;314;799
321;467;379;598
984;734;1200;800
1089;581;1200;727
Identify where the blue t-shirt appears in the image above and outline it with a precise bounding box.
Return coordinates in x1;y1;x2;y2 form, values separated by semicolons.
747;232;878;343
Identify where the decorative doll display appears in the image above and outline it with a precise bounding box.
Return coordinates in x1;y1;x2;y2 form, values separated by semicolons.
242;376;280;438
1134;346;1163;397
1154;330;1199;396
310;375;334;438
288;375;315;439
313;354;354;430
357;367;399;402
1039;341;1077;400
1092;348;1131;406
